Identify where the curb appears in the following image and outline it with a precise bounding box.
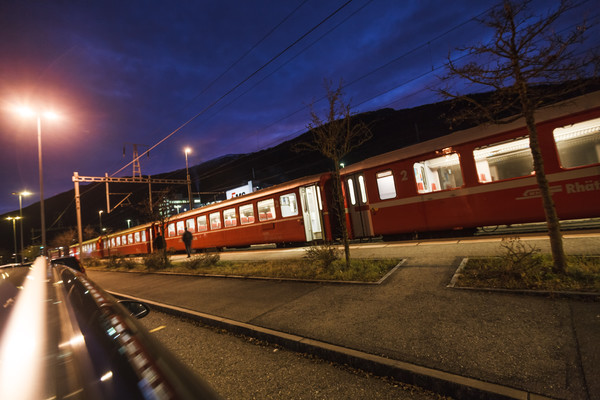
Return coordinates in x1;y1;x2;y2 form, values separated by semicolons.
110;290;554;400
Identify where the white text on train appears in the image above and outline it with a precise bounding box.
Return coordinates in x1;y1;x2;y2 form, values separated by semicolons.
565;180;600;194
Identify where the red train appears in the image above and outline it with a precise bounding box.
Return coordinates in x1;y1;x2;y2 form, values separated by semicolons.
71;90;600;258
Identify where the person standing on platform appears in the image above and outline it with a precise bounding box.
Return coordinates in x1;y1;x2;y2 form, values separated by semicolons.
182;228;193;257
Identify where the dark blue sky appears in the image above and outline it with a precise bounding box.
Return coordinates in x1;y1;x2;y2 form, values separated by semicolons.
0;0;596;215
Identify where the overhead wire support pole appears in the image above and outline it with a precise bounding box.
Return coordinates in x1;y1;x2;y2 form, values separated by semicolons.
72;172;189;257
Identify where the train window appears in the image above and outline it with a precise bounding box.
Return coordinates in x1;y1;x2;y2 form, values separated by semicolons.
414;153;464;193
347;178;356;205
553;117;600;168
168;223;176;237
316;187;323;210
223;208;238;227
176;220;185;235
128;234;134;244
111;237;116;247
116;236;121;246
197;215;208;232
186;218;195;233
474;137;533;183
258;199;276;221
141;231;146;242
122;235;127;245
280;193;299;217
239;204;255;225
210;212;222;230
134;232;140;243
376;170;396;200
358;176;367;203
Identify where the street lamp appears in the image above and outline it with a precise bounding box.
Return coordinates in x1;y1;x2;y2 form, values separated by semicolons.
99;210;104;232
6;216;21;263
127;219;131;229
12;190;31;263
184;147;193;210
14;106;60;256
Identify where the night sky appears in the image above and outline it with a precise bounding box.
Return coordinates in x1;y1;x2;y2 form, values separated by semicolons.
0;0;596;215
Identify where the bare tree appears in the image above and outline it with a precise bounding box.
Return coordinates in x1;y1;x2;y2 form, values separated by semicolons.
83;225;97;240
294;80;372;268
50;228;77;256
439;0;599;273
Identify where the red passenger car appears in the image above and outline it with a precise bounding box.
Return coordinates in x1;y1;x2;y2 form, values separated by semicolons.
161;173;331;252
340;91;600;239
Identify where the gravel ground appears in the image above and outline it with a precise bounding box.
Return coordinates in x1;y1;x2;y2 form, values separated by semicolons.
139;310;449;400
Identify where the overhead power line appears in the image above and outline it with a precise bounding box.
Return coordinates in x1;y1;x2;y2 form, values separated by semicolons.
112;0;355;177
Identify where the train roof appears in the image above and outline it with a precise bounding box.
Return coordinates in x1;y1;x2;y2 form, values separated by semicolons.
341;90;600;174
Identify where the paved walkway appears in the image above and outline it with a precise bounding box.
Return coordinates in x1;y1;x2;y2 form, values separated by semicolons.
87;235;600;399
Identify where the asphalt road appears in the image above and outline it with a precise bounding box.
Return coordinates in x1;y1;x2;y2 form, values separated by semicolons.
138;309;447;400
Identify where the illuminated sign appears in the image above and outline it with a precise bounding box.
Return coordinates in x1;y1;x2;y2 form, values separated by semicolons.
226;181;253;199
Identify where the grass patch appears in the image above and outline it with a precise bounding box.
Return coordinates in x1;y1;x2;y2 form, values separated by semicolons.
85;255;399;282
455;238;600;292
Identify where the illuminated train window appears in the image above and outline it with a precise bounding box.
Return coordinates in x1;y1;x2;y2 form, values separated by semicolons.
167;223;176;237
210;212;221;230
376;170;396;200
474;137;533;183
141;231;146;242
186;218;196;233
134;232;140;242
239;204;255;225
258;199;276;221
346;177;367;205
553;117;600;168
197;215;208;232
280;193;299;217
176;221;185;235
414;153;464;193
223;208;238;227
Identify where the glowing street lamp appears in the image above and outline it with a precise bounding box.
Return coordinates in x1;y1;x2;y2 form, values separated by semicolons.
12;190;31;263
99;210;104;232
14;106;61;256
6;216;21;263
184;147;193;211
126;219;131;229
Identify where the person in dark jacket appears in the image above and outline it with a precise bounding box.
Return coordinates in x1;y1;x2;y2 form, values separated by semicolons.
154;232;166;252
182;228;193;257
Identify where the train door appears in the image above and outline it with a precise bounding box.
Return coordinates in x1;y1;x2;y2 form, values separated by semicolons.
299;185;323;241
345;173;373;238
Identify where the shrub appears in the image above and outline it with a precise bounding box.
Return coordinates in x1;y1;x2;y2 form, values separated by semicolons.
497;237;547;279
144;252;172;270
304;243;341;271
184;253;220;270
105;255;137;270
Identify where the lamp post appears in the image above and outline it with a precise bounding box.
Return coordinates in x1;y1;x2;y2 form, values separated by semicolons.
184;147;193;210
127;219;131;229
99;210;104;232
12;190;31;263
15;107;60;256
6;216;21;263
